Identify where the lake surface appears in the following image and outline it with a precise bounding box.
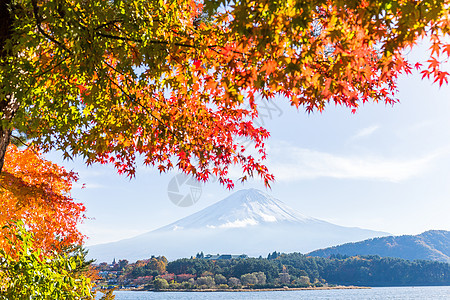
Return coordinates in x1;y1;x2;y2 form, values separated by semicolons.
99;286;450;299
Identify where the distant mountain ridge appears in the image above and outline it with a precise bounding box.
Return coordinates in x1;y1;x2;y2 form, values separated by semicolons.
308;230;450;263
88;189;388;262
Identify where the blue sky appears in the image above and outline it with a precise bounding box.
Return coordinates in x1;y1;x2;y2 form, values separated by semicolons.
46;42;450;246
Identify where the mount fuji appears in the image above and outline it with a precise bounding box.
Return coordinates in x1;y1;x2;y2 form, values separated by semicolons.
88;189;388;262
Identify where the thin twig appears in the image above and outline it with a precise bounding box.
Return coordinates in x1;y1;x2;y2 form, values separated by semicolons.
11;135;29;147
34;56;69;78
10;135;40;156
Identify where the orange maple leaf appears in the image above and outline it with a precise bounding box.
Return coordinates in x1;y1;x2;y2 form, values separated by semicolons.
0;145;86;255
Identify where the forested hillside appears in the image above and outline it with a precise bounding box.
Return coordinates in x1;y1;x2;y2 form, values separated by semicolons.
309;231;450;263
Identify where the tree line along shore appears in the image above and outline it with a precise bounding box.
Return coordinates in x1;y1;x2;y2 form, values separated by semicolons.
95;251;450;291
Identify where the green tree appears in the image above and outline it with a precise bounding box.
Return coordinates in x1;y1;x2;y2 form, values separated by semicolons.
153;278;169;290
278;272;291;285
214;274;227;285
253;272;267;285
196;276;215;288
295;276;310;287
228;277;241;288
0;221;93;299
167;258;215;275
268;251;280;260
149;257;167;274
118;259;128;270
240;273;258;286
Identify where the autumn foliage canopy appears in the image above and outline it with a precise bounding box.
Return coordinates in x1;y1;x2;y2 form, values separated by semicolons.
0;145;85;253
0;0;449;188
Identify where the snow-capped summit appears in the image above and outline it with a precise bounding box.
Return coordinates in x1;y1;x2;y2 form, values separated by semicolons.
158;188;314;231
88;189;389;262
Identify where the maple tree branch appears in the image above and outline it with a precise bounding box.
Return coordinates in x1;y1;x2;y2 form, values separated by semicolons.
101;65;178;138
95;23;249;58
95;32;200;49
31;0;71;53
208;45;247;56
34;56;69;78
96;31;250;65
10;135;28;147
94;17;162;31
96;32;142;43
94;20;122;31
102;60;133;85
10;135;39;157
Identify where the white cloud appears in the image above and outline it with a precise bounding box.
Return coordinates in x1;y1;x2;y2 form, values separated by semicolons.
207;218;259;229
219;218;259;228
268;144;445;182
350;125;380;140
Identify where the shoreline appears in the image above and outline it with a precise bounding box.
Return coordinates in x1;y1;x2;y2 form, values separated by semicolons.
120;286;370;292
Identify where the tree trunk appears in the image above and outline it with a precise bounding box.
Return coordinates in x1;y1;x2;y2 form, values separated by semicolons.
0;0;14;174
0;94;17;173
0;126;11;173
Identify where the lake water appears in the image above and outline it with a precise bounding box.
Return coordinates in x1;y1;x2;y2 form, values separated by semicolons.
100;286;450;299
